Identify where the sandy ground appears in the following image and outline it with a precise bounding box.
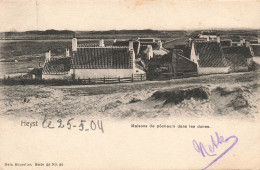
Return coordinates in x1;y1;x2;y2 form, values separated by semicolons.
0;71;259;121
0;71;260;170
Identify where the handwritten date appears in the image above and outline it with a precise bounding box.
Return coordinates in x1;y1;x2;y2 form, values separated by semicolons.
42;115;104;133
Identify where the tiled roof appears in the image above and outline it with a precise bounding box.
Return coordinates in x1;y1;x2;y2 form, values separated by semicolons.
224;54;247;67
43;57;71;74
176;54;197;72
194;42;229;67
251;45;260;57
160;52;197;72
77;43;99;47
113;41;140;54
220;40;232;47
72;47;133;69
222;46;253;58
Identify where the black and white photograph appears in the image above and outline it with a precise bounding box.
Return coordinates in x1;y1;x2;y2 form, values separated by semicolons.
0;0;259;169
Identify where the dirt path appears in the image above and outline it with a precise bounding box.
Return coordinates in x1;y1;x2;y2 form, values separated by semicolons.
54;71;259;96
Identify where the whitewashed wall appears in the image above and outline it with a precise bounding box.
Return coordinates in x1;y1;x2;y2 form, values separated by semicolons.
73;69;134;79
198;67;230;75
253;57;260;65
231;66;248;72
42;74;71;79
190;43;199;64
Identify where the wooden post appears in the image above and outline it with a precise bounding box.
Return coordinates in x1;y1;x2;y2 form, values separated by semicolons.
104;77;106;84
118;77;120;83
131;74;134;82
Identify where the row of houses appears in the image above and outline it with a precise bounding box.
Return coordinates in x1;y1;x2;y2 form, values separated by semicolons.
39;33;260;80
113;38;169;60
42;36;147;80
160;32;260;76
195;31;260;47
190;41;254;74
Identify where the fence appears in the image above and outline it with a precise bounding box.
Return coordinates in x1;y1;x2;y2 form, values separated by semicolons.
1;74;146;86
77;74;146;84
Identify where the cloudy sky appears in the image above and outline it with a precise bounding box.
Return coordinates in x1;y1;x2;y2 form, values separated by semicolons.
0;0;260;32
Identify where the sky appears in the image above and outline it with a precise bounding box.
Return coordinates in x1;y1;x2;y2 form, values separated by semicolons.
0;0;260;32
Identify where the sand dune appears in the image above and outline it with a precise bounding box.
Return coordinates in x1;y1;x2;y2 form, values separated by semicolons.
0;72;259;121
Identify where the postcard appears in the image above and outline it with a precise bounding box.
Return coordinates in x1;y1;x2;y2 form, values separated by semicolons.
0;0;260;169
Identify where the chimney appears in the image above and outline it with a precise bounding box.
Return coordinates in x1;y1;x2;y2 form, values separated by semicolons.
146;45;153;60
158;40;162;49
188;38;192;47
147;45;153;51
240;39;244;46
217;36;220;43
136;41;140;55
206;36;209;41
45;52;49;61
129;41;134;51
99;39;104;47
72;37;77;52
45;50;51;61
114;39;117;43
258;37;260;44
246;41;250;47
66;48;70;57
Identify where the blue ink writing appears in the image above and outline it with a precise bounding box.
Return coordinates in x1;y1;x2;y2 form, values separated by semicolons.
193;132;238;170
